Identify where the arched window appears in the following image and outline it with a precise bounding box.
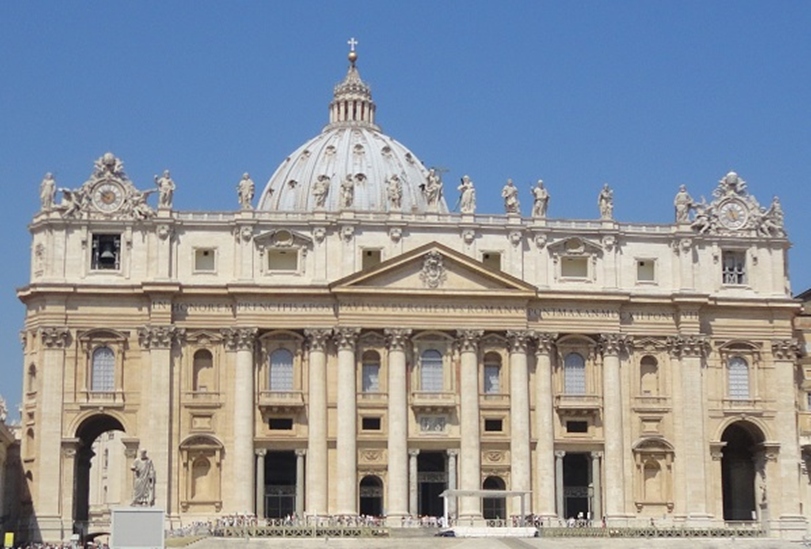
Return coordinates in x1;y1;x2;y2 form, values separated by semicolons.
91;346;115;392
192;349;214;392
420;349;443;392
361;351;380;393
727;356;750;399
482;476;507;520
483;352;501;394
27;364;37;393
643;460;662;501
25;428;35;459
269;349;294;391
563;352;586;395
639;355;658;396
191;457;211;500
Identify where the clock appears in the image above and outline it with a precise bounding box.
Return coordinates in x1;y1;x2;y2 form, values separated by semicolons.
717;198;748;230
92;180;125;213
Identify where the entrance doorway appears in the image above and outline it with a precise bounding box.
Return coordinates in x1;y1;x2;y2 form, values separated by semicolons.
263;451;296;518
721;422;763;521
563;453;590;520
482;476;506;520
359;475;384;516
74;414;126;538
417;452;447;517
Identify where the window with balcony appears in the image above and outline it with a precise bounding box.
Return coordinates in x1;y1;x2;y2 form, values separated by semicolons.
483;352;501;394
727;356;750;399
420;349;444;392
563;352;586;395
361;351;381;393
90;346;115;392
269;349;294;391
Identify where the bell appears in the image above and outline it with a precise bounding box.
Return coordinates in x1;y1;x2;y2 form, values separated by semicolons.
100;246;115;260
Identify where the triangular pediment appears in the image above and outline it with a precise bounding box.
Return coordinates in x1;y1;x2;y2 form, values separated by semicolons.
331;242;537;296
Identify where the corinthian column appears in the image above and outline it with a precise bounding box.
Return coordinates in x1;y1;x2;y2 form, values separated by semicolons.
304;329;331;515
223;327;257;513
385;328;412;521
335;327;360;515
771;340;803;521
38;327;70;517
600;334;626;522
457;329;483;520
533;332;557;518
507;331;532;503
139;324;177;511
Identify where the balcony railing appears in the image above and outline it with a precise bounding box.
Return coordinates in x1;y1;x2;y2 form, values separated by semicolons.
632;395;671;411
480;393;510;408
80;390;125;408
358;392;387;405
554;394;601;413
410;391;456;411
258;390;305;412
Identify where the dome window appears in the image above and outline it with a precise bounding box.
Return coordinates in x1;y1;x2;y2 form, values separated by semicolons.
287;180;298;188
353;144;365;155
381;146;392;156
325;145;336;156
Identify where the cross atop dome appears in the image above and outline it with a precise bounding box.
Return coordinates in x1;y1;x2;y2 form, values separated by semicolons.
347;37;358;65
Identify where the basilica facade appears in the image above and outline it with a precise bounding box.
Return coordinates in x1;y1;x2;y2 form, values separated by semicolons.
16;48;809;542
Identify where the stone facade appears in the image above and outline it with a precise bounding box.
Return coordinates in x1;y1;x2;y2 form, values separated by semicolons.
16;47;808;542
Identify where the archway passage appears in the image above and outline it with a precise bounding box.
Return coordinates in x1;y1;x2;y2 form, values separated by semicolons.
563;453;590;520
482;476;506;520
721;422;764;521
359;475;383;517
73;414;126;537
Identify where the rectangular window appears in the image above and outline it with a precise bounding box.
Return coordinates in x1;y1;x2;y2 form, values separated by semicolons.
807;392;811;411
561;257;588;278
361;417;381;431
637;259;655;282
362;364;380;392
722;251;747;285
566;421;588;433
362;249;382;270
194;248;216;272
268;418;293;430
91;234;121;270
482;252;501;271
484;365;500;394
268;249;298;271
484;419;503;432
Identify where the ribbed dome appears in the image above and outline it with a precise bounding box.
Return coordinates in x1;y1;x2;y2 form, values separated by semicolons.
258;47;449;214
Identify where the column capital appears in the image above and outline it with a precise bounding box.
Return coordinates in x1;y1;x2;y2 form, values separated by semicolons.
408;449;421;457
599;333;631;356
304;328;332;352
39;326;70;349
456;329;483;353
385;328;412;351
506;330;534;354
554;450;566;459
772;338;802;360
667;334;709;358
255;449;267;457
221;327;257;352
295;448;307;457
591;451;604;460
139;325;177;350
534;332;558;355
446;449;459;457
334;327;361;351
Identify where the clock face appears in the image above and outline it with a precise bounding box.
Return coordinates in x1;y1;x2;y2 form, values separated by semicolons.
718;199;748;230
92;181;124;212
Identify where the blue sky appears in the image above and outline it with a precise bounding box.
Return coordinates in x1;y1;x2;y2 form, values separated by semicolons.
1;2;809;413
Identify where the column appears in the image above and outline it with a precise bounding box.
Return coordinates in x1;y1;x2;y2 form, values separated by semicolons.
223;327;257;513
139;325;177;511
447;449;458;519
295;449;306;517
304;329;331;515
591;451;602;522
771;340;804;525
37;327;69;519
457;329;483;519
535;333;557;518
507;331;532;503
600;334;626;522
335;327;360;515
555;451;565;519
385;328;412;521
255;450;266;518
409;449;420;516
676;336;710;521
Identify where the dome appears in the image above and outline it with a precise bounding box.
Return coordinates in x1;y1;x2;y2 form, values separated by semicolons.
258;47;449;214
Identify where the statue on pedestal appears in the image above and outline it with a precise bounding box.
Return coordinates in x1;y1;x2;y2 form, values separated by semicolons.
598;183;614;220
131;449;156;507
501;179;520;214
237;173;255;210
39;173;56;211
531;180;549;218
457;175;476;214
154;170;175;209
674;184;693;223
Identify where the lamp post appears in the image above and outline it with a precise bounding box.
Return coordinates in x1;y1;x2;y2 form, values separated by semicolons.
587;483;594;526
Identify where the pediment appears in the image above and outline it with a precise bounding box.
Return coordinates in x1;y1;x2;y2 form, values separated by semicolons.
547;236;603;257
254;228;312;250
331;242;536;296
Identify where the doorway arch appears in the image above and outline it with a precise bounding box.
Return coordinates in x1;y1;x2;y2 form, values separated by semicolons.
73;414;126;536
720;421;764;521
482;476;506;520
359;475;383;517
